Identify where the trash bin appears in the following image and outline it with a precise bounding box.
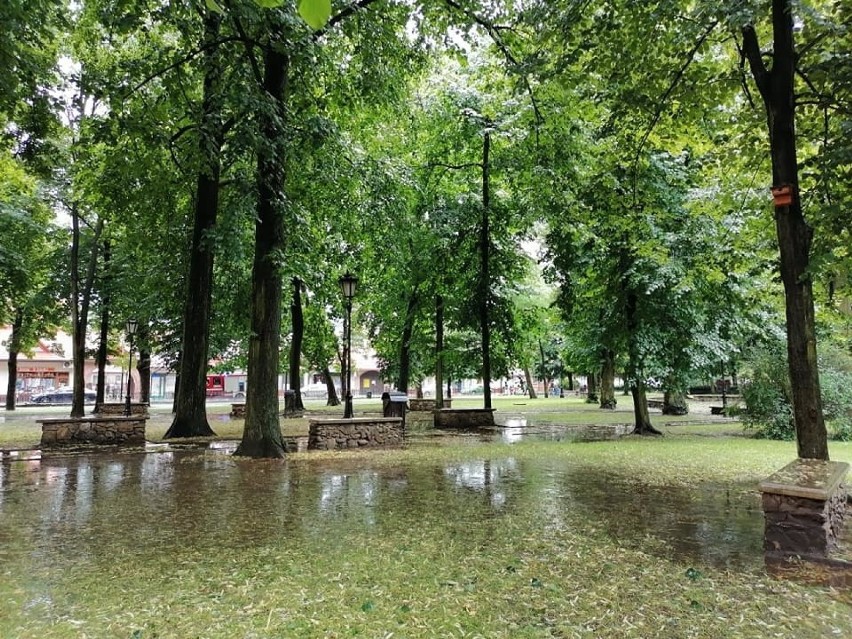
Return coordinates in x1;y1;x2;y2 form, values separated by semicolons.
366;391;372;399
382;391;408;425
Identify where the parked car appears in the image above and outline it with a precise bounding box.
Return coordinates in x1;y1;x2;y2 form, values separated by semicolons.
300;383;331;399
29;388;97;405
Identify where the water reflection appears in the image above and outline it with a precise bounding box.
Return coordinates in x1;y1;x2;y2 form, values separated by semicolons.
0;446;778;585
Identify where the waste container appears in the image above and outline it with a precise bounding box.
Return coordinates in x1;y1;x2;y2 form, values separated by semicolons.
381;391;408;426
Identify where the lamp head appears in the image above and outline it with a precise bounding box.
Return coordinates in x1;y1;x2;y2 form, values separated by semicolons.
338;272;358;300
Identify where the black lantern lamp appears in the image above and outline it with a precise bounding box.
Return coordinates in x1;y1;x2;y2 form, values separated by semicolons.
338;273;358;418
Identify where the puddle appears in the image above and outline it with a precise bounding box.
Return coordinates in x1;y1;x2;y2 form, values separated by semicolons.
0;446;768;572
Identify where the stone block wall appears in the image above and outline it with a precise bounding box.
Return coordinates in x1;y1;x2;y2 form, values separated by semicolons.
760;459;849;558
409;399;453;411
39;417;147;448
308;417;403;451
434;408;495;429
762;490;847;556
96;402;149;418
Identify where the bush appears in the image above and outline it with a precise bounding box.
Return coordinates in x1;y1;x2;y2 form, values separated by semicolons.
740;344;795;440
740;342;852;441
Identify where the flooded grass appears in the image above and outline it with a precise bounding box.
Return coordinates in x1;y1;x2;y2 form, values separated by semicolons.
1;399;851;637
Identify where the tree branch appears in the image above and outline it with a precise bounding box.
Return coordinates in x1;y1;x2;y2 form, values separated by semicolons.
741;24;770;100
631;19;719;201
634;20;718;162
312;0;382;41
125;36;244;98
441;0;544;127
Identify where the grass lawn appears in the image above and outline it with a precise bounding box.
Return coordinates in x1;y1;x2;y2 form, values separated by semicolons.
1;396;850;638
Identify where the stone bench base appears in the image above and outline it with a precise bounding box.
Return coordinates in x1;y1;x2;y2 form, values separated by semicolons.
759;459;849;558
409;398;453;411
38;416;147;448
434;408;495;429
308;417;403;451
95;402;149;417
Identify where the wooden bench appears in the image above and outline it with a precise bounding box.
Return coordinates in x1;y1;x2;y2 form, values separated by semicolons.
230;403;245;418
647;400;664;410
759;459;849;558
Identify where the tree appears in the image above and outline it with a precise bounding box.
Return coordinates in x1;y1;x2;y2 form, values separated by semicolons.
740;0;830;460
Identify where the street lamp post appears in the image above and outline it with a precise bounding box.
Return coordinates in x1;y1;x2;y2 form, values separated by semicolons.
338;273;358;419
124;318;138;416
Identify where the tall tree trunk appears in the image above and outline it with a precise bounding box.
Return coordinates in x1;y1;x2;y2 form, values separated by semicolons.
624;290;661;435
662;389;688;415
586;371;598;403
164;11;223;439
289;278;305;411
397;288;419;393
631;382;660;435
235;46;289;458
435;294;444;408
4;308;23;410
138;347;151;404
599;349;617;409
662;374;688;415
70;205;103;419
742;1;828;460
323;366;340;406
524;366;537;399
94;241;110;412
480;128;493;410
538;339;549;398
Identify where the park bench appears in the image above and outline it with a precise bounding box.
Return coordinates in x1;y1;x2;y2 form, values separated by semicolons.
759;458;849;558
646;399;664;410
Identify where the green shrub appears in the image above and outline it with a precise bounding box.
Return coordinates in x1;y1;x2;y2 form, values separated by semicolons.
740;342;852;441
740;343;795;440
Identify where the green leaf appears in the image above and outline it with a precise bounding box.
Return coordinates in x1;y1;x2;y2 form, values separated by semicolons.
298;0;332;30
254;0;284;8
360;600;375;612
205;0;224;13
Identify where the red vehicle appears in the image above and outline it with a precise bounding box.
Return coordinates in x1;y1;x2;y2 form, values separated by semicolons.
205;374;247;399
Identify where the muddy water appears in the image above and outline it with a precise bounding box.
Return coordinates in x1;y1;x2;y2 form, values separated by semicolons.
0;444;764;577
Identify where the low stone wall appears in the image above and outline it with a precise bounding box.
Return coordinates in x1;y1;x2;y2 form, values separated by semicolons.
95;402;149;417
409;398;453;412
308;417;404;451
38;416;147;448
759;459;849;558
230;403;246;418
434;408;495;429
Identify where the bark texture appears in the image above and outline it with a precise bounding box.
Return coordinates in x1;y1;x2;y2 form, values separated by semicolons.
4;309;22;410
235;45;289;459
289;278;305;411
599;349;617;409
164;11;223;439
742;0;828;460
